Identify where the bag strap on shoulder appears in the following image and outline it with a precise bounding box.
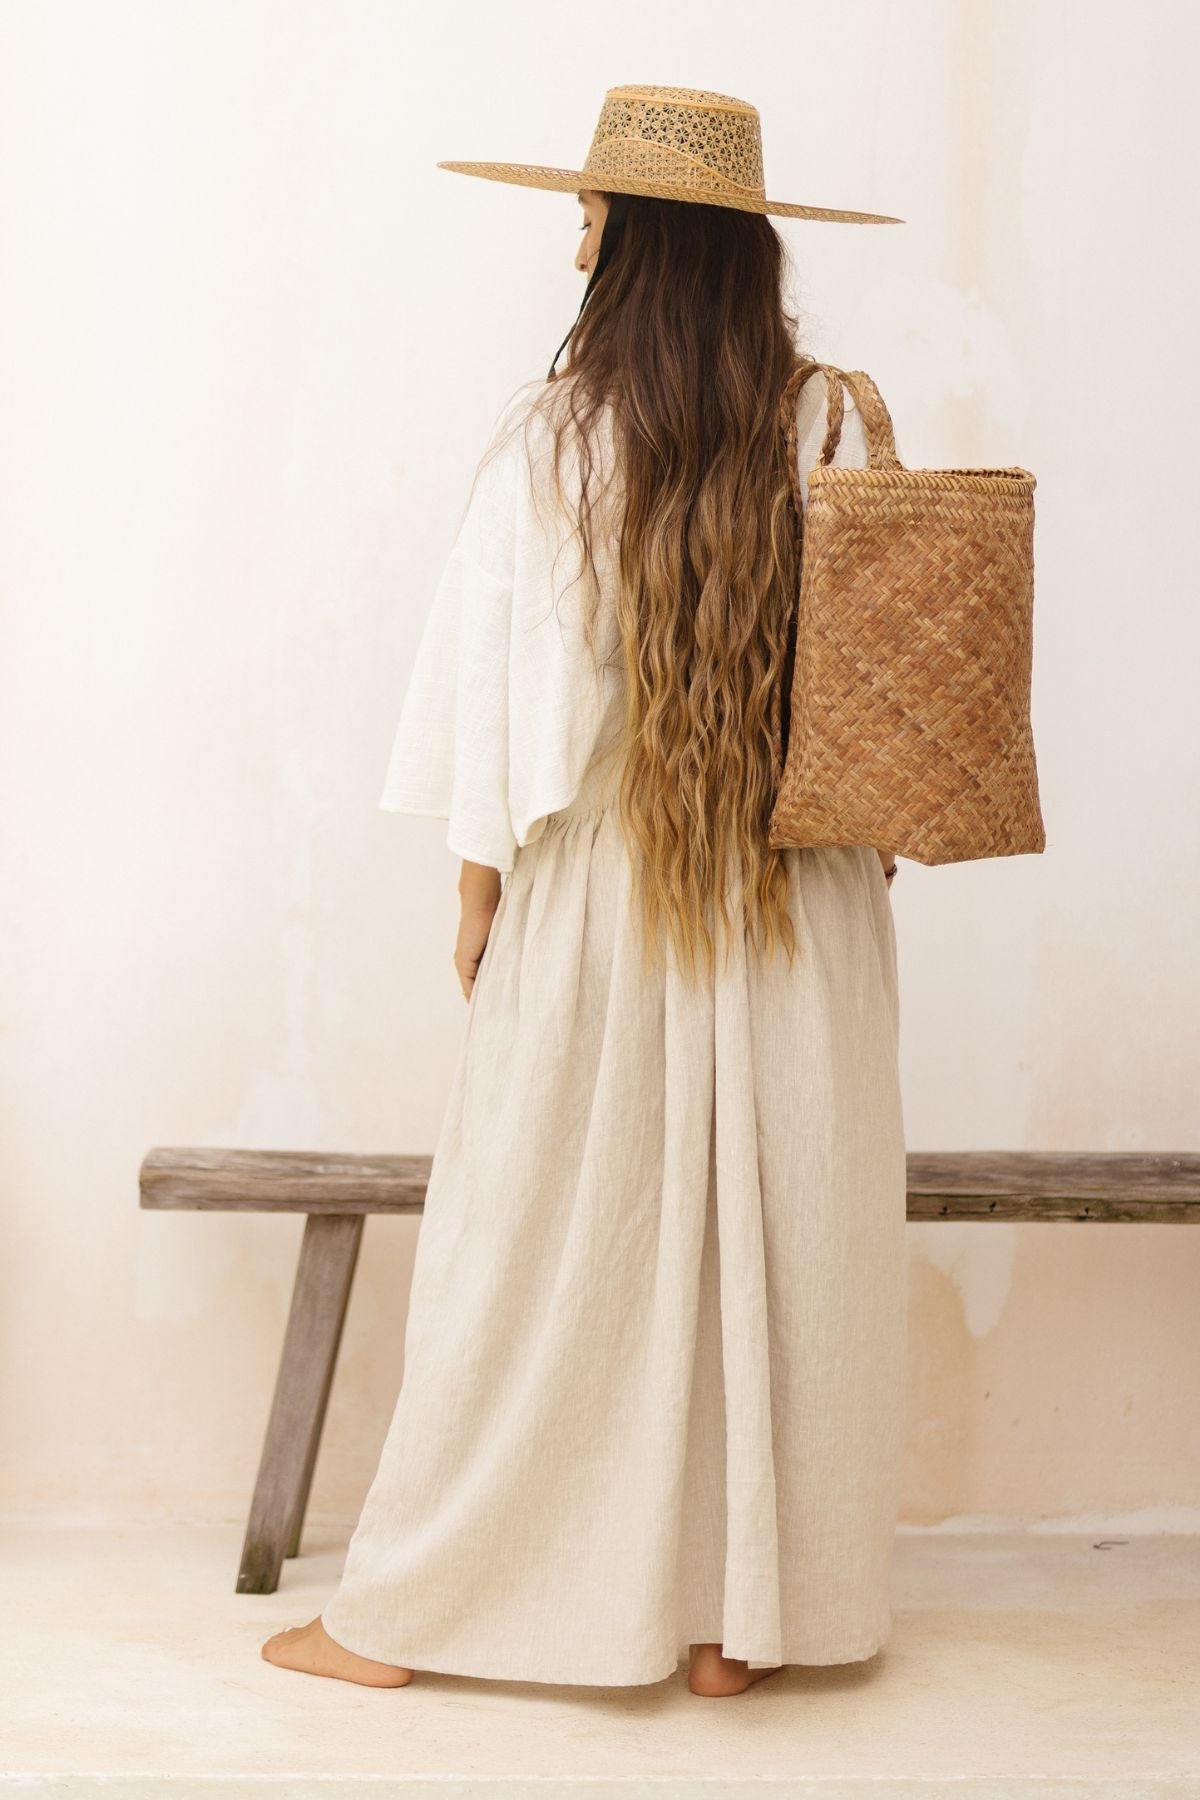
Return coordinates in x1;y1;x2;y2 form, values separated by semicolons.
778;358;903;516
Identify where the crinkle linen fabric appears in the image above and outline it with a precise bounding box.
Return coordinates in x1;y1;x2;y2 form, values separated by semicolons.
321;373;908;1686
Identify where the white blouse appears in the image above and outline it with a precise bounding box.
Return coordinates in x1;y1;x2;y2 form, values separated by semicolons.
377;370;868;872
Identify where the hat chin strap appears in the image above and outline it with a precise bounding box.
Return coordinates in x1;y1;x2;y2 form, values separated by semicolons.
546;192;630;379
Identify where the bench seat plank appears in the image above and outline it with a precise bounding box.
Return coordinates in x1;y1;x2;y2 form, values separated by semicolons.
141;1146;1200;1223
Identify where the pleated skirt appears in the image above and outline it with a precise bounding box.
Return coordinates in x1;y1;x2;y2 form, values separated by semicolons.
321;748;908;1686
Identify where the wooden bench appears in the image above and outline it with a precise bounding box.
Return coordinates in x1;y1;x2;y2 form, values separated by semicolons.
138;1147;1200;1594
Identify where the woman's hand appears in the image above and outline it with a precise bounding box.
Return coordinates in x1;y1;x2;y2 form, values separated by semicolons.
455;860;503;1000
874;847;898;890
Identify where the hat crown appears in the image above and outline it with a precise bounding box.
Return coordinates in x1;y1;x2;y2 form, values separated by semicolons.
582;85;765;199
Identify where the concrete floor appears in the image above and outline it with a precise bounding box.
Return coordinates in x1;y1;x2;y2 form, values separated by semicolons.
2;1521;1198;1797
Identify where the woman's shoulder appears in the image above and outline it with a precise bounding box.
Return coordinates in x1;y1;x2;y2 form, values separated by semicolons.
483;375;620;515
453;382;560;552
472;379;568;508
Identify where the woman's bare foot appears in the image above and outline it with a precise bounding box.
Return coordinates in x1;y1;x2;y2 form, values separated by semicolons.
687;1641;783;1697
261;1615;413;1687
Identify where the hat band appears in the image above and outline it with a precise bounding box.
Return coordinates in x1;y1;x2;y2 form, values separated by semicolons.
582;136;766;199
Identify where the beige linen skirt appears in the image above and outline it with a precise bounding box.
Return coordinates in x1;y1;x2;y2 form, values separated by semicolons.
321;747;907;1686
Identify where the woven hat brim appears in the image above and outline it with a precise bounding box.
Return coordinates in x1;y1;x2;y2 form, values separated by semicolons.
437;161;903;224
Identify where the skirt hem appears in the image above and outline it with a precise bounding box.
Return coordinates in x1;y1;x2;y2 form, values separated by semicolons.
320;1612;892;1689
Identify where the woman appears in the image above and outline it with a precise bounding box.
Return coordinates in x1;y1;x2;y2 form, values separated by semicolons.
262;84;905;1699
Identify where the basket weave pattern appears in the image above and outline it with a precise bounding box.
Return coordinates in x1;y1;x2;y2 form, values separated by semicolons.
768;362;1045;865
584;88;765;194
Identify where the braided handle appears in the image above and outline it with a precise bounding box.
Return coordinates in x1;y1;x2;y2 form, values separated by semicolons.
839;368;901;471
778;358;903;521
778;359;841;521
771;358;904;788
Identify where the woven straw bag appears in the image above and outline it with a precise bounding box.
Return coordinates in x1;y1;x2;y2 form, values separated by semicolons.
768;359;1045;864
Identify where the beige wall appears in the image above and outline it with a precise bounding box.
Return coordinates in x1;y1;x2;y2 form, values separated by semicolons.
2;0;1197;1529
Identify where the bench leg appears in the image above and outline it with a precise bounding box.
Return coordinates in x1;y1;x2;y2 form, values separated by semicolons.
236;1211;365;1594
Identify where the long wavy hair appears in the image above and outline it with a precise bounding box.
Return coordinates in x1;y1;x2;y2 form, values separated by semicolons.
495;193;807;982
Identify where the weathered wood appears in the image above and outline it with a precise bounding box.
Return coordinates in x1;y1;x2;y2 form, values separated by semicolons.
905;1151;1200;1222
141;1146;1200;1222
140;1146;430;1213
236;1211;364;1594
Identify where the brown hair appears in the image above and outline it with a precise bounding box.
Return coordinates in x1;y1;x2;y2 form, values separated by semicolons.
505;194;806;981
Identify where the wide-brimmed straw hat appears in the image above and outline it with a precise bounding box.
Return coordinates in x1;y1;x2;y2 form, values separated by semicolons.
438;83;902;224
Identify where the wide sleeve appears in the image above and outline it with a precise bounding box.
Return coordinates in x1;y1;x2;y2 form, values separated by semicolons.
377;402;525;872
379;384;624;874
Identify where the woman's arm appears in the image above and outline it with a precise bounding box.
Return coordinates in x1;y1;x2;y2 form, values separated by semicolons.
454;859;503;999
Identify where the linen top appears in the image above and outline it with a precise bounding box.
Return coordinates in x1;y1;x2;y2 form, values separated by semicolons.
377;370;869;871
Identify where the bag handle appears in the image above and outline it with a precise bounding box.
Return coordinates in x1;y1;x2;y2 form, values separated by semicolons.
778;359;902;518
840;368;902;470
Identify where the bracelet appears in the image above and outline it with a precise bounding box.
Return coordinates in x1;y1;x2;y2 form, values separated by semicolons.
883;861;898;882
